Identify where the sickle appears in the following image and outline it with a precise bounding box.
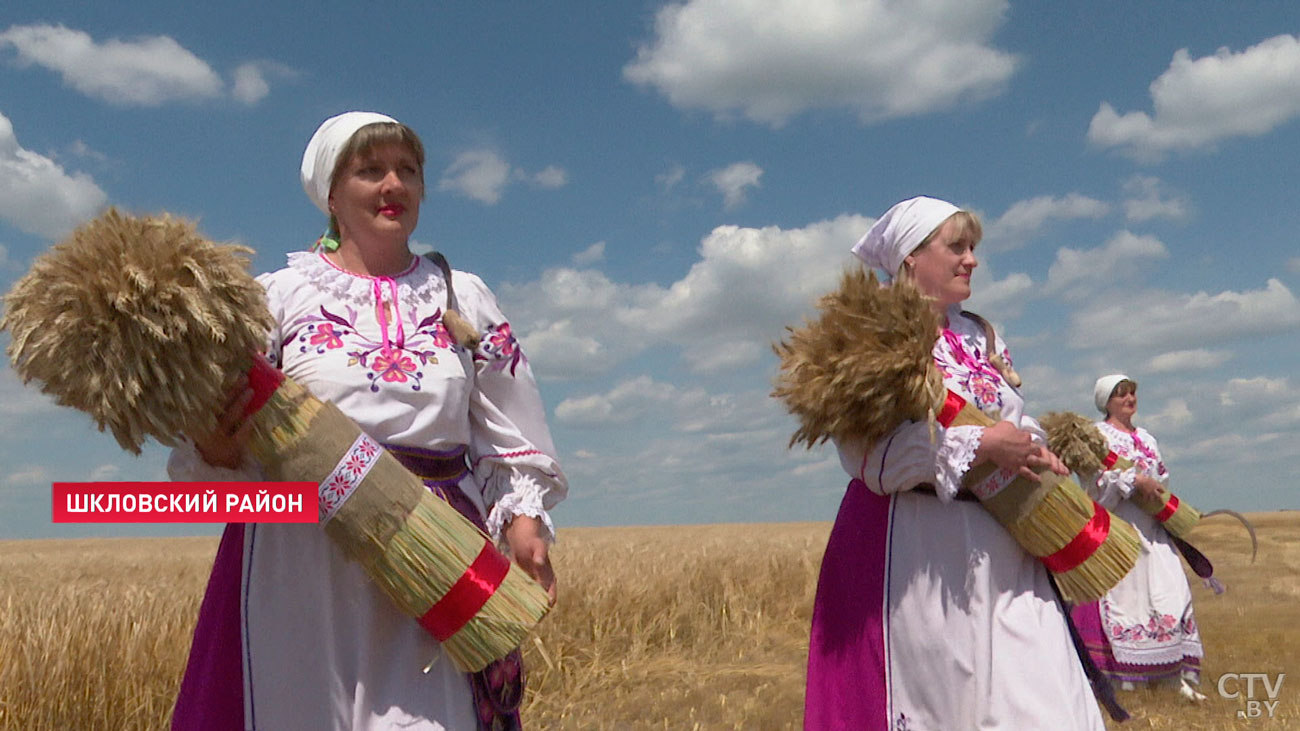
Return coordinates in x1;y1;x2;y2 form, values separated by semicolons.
1201;509;1259;563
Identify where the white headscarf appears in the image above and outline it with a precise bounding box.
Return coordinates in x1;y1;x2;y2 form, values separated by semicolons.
1094;374;1130;414
851;196;961;276
300;111;398;215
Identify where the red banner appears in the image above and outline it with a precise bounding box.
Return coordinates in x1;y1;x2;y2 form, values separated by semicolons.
52;482;318;523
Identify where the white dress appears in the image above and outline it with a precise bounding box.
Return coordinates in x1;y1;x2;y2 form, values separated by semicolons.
169;251;567;730
805;307;1105;731
1077;422;1202;682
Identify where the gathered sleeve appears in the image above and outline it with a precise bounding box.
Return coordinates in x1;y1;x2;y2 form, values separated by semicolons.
457;272;568;542
1091;466;1137;509
835;421;984;502
1140;430;1171;488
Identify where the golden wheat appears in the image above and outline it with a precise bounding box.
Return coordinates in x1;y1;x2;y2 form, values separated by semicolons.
1;516;1296;730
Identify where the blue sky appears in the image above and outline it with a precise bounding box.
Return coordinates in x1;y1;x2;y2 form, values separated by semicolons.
2;1;1299;539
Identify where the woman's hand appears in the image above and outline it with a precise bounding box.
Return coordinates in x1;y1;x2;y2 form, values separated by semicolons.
974;421;1047;483
504;514;556;605
1029;445;1069;477
1133;474;1164;500
190;375;255;469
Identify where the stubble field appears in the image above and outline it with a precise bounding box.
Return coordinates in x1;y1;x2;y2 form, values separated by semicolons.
0;513;1294;729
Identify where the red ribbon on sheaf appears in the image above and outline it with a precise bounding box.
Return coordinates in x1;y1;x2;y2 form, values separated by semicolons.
1102;451;1119;469
937;390;967;427
244;352;285;418
1041;500;1110;573
1155;493;1180;523
418;541;511;642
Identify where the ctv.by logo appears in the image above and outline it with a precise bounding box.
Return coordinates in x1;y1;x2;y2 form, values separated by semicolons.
1218;672;1286;720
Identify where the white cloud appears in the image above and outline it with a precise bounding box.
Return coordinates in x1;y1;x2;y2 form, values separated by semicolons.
1122;175;1191;223
532;165;568;189
707;161;762;210
408;239;436;256
623;0;1018;126
1046;230;1168;299
985;194;1110;252
89;463;121;481
572;241;605;266
502;213;870;378
1070;278;1300;350
0;24;223;105
656;164;686;191
231;63;270;104
0;111;107;239
1088;34;1300;160
1144;348;1231;373
555;376;701;427
67;139;107;163
438;150;511;204
0;362;61;436
1218;376;1290;409
1141;397;1194;433
437;149;566;204
3;465;49;487
966;271;1034;316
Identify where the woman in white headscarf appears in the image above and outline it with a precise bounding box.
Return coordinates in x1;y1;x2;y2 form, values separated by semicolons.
1069;375;1206;701
168;112;567;730
803;196;1107;730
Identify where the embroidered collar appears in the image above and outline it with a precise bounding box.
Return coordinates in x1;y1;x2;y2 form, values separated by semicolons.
285;250;448;307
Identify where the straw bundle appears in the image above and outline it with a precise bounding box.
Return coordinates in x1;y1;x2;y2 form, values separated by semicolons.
1041;411;1202;539
2;209;549;672
773;267;1139;603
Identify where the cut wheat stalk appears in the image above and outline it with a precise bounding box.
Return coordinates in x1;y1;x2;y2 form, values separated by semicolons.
774;267;1140;603
2;209;549;671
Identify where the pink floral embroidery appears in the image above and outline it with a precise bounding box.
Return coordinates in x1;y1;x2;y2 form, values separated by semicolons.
309;323;344;350
968;373;1001;409
373;347;417;383
428;321;452;349
287;305;453;393
344;453;368;475
477;321;526;376
1107;609;1188;644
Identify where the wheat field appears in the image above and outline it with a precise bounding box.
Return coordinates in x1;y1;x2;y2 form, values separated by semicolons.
0;513;1294;730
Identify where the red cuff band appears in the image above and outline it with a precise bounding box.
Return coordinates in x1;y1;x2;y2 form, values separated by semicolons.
1041;500;1110;574
1102;451;1118;469
418;540;511;642
244;352;285;418
1155;493;1180;523
937;390;966;428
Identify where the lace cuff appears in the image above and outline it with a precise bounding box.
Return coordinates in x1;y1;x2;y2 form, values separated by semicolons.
933;425;984;502
167;440;263;482
1099;466;1136;505
482;466;557;543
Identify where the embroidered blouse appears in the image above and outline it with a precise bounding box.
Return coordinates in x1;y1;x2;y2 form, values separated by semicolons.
1090;421;1168;509
836;305;1040;501
168;251;567;540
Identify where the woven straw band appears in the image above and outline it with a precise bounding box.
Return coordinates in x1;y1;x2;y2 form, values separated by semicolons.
318;432;383;523
417;540;511;642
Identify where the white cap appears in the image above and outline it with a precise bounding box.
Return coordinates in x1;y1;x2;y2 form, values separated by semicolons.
300;111;398;214
851;196;961;276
